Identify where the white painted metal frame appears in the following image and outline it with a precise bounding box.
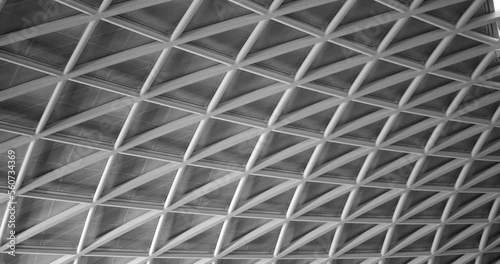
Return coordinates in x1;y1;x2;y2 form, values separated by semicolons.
1;0;500;263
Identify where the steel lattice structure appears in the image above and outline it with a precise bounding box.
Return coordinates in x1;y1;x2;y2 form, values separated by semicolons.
1;0;500;263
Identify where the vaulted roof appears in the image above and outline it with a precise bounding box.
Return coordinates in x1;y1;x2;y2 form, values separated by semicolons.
1;0;500;263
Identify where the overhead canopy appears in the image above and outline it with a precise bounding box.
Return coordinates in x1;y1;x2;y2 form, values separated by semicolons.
1;0;500;263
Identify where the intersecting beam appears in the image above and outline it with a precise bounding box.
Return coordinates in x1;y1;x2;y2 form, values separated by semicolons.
10;246;500;259
5;72;500;254
2;0;500;262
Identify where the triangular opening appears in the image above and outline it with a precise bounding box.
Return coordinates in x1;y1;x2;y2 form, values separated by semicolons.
132;122;197;157
227;91;283;122
154;213;213;248
416;90;459;113
267;147;314;173
337;223;377;248
464;101;500;120
249;20;308;53
313;65;365;92
47;81;123;124
410;74;454;99
480;127;500;153
449;192;483;215
344;231;386;253
1;84;54;128
334;101;383;128
425;166;462;187
96;216;158;251
114;167;175;204
183;180;239;211
285;0;344;30
350;187;391;212
440;35;483;59
191;23;256;58
231;225;281;254
255;46;312;76
283;221;327;249
169;223;223;254
220;217;269;246
124;101;192;140
203;137;258;167
428;1;476;24
33;155;106;197
194;118;251;151
441;133;481;154
415;156;455;183
24;210;87;249
102;154;169;192
459;86;496;110
281;87;332;117
247;188;296;214
2;24;87;69
84;206;151;247
367;150;408;175
391;126;434;149
19;140;93;183
487;224;500;245
387;113;428;137
296;182;342;211
304;192;350;217
459;201;494;219
436;121;475;145
342;21;396;49
442;54;487;77
438;224;472;248
220;70;277;102
357;196;399;219
235;175;289;208
371;160;415;186
0;60;46;91
469;170;500;188
77;21;154;65
398;230;436;252
359;60;409;88
286;106;337;133
342;117;388;142
464;160;499;185
313;142;360;172
172;166;233;200
119;0;194;36
395;40;441;64
390;225;426;246
155;73;224;108
402;191;440;217
478;253;500;264
366;79;412;103
290;228;335;254
340;0;392;25
390;18;439;45
84;51;161;90
184;0;252;32
152;48;219;85
256;132;307;164
448;229;482;250
58;104;131;144
0;0;79;35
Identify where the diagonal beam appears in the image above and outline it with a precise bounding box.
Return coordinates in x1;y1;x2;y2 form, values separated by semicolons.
2;0;500;262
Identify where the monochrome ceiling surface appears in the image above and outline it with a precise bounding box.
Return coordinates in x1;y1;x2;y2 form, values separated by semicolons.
1;0;500;263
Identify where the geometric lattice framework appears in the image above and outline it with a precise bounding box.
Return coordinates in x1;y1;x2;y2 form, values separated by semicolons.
1;0;500;263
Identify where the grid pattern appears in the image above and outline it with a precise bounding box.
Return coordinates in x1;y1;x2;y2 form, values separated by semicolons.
1;0;500;263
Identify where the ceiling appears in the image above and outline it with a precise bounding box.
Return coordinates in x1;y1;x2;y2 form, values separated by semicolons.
1;0;500;263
